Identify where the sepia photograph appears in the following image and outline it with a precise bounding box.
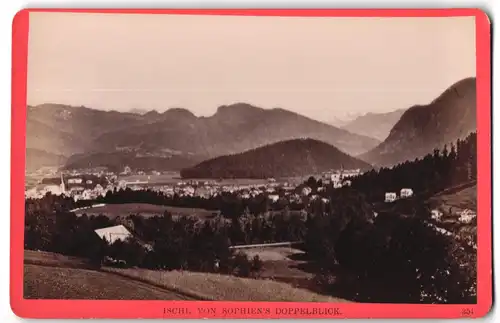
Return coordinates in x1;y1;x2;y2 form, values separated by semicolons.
22;11;479;306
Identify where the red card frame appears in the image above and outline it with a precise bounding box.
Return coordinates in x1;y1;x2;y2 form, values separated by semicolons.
10;8;492;319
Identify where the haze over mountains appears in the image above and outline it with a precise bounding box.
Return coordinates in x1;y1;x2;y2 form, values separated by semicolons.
342;109;407;141
26;77;477;175
360;77;477;167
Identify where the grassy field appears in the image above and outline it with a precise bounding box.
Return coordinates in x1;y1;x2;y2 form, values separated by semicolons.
237;246;314;290
103;267;347;302
25;250;345;302
24;250;94;269
72;203;218;219
428;184;477;249
429;183;477;214
23;250;194;300
24;264;193;300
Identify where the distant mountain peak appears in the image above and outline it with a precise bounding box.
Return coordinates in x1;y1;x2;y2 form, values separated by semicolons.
360;77;477;167
430;76;476;105
163;107;196;119
341;108;407;141
216;102;263;114
128;108;149;115
144;110;160;116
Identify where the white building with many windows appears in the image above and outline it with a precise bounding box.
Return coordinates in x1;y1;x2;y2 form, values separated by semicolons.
400;188;414;198
385;192;397;203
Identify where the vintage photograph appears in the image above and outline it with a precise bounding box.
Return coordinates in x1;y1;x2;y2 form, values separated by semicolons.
24;12;477;304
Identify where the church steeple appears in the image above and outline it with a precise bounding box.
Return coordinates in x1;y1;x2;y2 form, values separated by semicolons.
60;172;66;193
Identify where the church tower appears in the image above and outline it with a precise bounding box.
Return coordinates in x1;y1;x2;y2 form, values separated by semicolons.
60;173;66;193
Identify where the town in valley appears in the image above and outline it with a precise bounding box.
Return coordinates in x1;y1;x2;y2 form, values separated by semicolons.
23;13;478;306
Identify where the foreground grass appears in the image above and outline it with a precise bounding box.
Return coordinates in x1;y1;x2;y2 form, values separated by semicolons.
24;264;193;300
24;250;93;269
103;267;349;302
25;249;349;302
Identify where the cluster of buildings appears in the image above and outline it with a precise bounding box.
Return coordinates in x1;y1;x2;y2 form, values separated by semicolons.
25;173;114;201
384;188;414;203
431;208;477;224
322;168;362;188
25;167;361;205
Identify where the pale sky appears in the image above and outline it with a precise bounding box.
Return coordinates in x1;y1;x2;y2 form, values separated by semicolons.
27;12;476;122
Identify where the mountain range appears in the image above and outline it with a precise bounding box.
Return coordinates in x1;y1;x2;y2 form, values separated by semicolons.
91;103;380;157
26;103;380;171
180;138;372;179
25;77;477;175
341;109;407;141
25;148;67;173
360;77;477;167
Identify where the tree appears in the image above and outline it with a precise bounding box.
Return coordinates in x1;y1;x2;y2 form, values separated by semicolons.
251;255;263;274
306;176;318;191
232;252;252;277
333;213;477;303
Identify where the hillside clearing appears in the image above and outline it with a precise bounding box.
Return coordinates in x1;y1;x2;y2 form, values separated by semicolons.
429;183;477;214
236;246;315;290
71;203;217;219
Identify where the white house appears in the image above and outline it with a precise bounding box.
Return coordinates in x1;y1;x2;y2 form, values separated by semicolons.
400;188;414;198
342;169;361;178
431;209;443;221
385;192;397;203
330;173;341;182
302;186;312;196
183;186;195;196
268;194;280;202
94;225;132;244
459;209;476;223
333;181;343;189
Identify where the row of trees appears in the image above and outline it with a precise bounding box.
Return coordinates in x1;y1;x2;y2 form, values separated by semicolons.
350;133;477;202
300;133;478;303
74;187;307;220
25;205;265;277
26;185;476;304
303;185;477;304
25;133;477;303
25;192;310;276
